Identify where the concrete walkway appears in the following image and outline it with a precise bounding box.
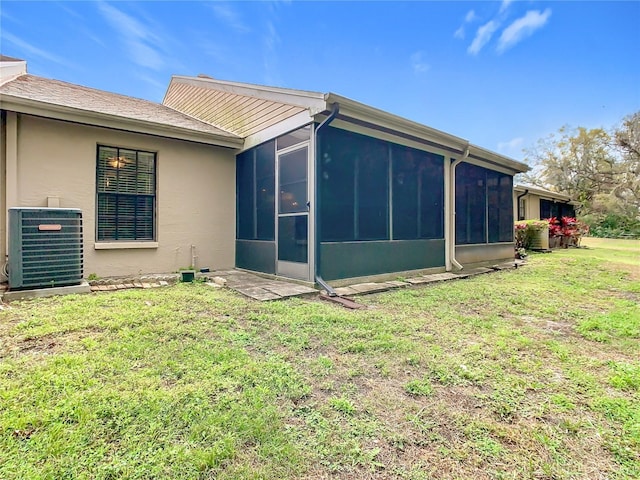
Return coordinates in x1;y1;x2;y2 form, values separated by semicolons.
331;260;523;297
207;270;317;301
29;260;522;303
218;260;522;301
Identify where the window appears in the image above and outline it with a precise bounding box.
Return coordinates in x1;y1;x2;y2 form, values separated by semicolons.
540;199;575;220
518;197;526;221
455;163;513;245
392;144;444;240
236;141;275;240
96;145;156;241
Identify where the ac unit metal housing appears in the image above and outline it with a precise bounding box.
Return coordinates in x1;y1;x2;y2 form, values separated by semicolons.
9;208;84;290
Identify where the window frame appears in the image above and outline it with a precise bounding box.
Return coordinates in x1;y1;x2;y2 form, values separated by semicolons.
95;144;157;243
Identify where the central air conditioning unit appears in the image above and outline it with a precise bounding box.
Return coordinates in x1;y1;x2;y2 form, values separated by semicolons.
8;208;84;290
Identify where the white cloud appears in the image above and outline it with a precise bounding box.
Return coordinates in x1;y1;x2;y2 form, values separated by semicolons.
210;2;250;33
262;20;282;85
467;20;499;55
410;51;430;73
0;8;22;25
497;9;552;53
135;72;166;96
465;10;477;23
2;31;74;68
454;9;478;40
497;137;525;156
97;2;165;70
499;0;513;14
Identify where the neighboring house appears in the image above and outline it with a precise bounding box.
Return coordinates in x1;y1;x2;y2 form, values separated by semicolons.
1;56;528;289
513;184;577;221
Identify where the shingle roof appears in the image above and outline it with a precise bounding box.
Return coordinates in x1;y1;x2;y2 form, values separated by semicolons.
0;55;24;62
0;74;240;139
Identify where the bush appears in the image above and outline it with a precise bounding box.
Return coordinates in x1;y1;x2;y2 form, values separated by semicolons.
514;220;548;250
547;216;589;247
514;217;589;251
582;213;640;239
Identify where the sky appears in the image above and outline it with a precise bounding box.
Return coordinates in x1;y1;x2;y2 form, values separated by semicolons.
1;0;639;162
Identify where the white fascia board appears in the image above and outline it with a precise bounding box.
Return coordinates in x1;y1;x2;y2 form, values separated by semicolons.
468;144;529;174
514;184;571;202
0;95;243;149
241;109;315;152
0;63;27;86
324;93;469;153
168;76;326;111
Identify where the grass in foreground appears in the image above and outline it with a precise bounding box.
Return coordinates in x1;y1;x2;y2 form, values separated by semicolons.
0;238;638;479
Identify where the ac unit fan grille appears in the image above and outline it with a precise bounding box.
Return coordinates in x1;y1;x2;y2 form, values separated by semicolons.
9;209;84;290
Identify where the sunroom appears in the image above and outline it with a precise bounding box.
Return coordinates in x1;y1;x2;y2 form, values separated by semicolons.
163;77;528;286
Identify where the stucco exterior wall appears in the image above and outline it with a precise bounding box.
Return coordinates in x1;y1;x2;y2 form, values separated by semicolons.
528;194;542;219
514;192;542;220
5;114;236;277
0;113;6;279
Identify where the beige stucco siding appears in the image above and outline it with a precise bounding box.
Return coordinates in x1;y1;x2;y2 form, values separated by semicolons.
0;113;6;276
527;194;542;219
8;114;236;277
513;192;543;220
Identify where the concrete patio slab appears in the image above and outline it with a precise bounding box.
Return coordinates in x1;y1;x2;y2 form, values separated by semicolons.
333;286;359;296
349;282;392;294
262;283;317;297
426;272;460;281
459;267;494;276
202;270;318;301
405;277;431;285
334;261;526;298
385;280;411;288
233;286;282;301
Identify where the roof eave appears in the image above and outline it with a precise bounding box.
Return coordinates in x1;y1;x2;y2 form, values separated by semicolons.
323;93;469;153
468;144;529;174
0;94;243;148
514;184;572;202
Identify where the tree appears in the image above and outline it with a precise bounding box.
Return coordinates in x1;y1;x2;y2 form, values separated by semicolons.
521;125;616;209
521;111;640;237
612;112;640;209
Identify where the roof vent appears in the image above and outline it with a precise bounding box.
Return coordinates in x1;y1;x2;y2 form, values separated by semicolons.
197;74;214;79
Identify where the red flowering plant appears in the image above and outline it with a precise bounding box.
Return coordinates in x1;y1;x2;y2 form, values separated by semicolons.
560;216;589;247
545;216;589;248
547;217;563;237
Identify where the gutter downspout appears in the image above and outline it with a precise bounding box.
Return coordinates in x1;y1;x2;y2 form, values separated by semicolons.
516;189;529;221
450;146;469;271
314;103;340;296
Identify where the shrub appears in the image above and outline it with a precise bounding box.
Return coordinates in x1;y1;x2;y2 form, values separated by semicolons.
514;220;548;250
582;213;640;239
547;216;589;247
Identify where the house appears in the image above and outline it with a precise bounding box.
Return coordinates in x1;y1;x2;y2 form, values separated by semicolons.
513;184;576;221
1;56;528;291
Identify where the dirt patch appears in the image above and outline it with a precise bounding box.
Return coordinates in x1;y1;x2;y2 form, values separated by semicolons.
515;314;579;337
605;261;640;280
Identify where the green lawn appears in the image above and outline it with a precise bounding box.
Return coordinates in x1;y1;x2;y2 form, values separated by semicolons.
1;239;638;479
